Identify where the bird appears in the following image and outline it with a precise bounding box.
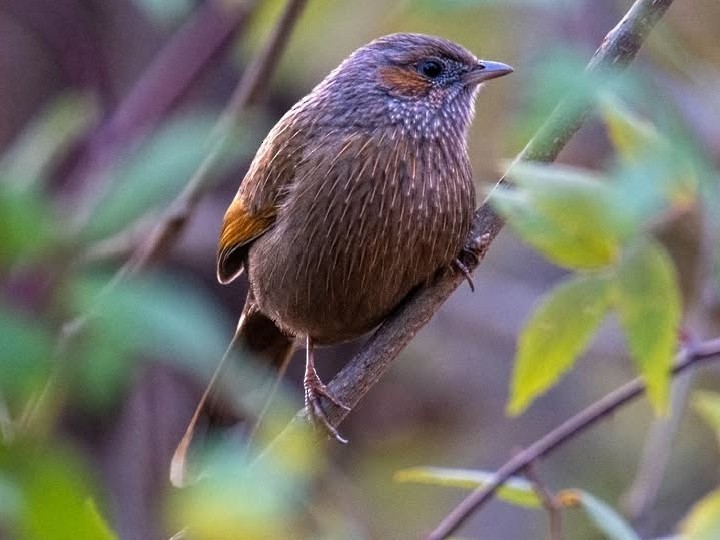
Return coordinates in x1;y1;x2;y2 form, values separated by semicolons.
172;32;512;484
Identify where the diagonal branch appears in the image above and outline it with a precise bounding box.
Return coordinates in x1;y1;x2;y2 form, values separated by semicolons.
427;337;720;540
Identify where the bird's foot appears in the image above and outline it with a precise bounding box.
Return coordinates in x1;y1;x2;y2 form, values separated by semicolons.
304;374;350;444
453;232;492;291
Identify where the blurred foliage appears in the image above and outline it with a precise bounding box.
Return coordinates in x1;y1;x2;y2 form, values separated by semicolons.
80;113;218;242
0;442;116;539
680;392;720;539
1;1;719;539
492;95;697;415
132;0;194;24
560;490;640;540
0;83;329;538
395;466;542;507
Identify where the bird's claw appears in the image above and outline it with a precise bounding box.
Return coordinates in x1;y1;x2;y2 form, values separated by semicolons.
452;258;475;292
304;377;349;444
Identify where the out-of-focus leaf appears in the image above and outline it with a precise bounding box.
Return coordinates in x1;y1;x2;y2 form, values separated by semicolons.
0;443;117;540
0;186;55;264
615;238;679;413
511;51;638;147
82;499;117;540
508;273;612;415
507;161;631;241
132;0;193;23
394;467;542;508
490;188;618;269
68;273;229;403
692;391;720;450
681;488;720;540
0;92;97;189
414;0;571;9
560;489;640;540
600;95;659;163
601;95;700;232
82;113;218;241
0;474;23;523
169;430;321;540
0;307;53;404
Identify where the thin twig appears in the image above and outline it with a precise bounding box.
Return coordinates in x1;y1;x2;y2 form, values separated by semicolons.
524;462;563;540
427;338;720;540
259;0;676;453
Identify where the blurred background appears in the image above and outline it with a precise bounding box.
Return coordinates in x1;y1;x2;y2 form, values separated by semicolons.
1;0;720;538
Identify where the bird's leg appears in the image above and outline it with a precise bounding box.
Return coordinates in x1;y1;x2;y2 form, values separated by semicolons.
453;232;492;292
303;337;349;444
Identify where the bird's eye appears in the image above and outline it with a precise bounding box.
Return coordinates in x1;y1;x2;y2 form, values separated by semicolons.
418;59;443;79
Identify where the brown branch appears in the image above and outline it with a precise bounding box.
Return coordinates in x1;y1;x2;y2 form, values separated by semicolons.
427;338;720;540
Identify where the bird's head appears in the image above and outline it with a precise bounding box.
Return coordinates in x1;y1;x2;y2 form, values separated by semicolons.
312;33;513;141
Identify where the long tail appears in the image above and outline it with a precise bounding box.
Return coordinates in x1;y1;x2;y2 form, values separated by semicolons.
170;295;294;487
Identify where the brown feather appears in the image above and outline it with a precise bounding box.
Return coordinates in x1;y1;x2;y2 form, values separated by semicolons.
217;200;276;283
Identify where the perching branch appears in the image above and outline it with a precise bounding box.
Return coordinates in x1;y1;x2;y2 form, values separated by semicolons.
427;337;720;540
262;0;676;441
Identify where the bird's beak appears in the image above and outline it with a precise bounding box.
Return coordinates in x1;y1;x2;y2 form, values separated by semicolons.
463;60;514;86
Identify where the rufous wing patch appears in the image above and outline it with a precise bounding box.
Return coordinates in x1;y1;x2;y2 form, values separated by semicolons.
217;199;276;284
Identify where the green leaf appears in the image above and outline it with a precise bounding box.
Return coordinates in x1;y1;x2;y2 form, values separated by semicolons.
0;185;55;264
82;499;117;540
0;443;118;540
82;113;218;241
0;306;53;404
1;92;97;189
490;188;619;269
394;467;541;508
600;95;659;163
508;273;612;415
168;435;319;540
681;488;720;540
568;489;641;540
507;161;631;243
69;273;229;391
615;238;680;413
692;391;720;450
132;0;193;23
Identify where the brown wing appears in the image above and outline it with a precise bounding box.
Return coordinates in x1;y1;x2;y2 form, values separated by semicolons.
217;202;275;283
216;110;307;284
